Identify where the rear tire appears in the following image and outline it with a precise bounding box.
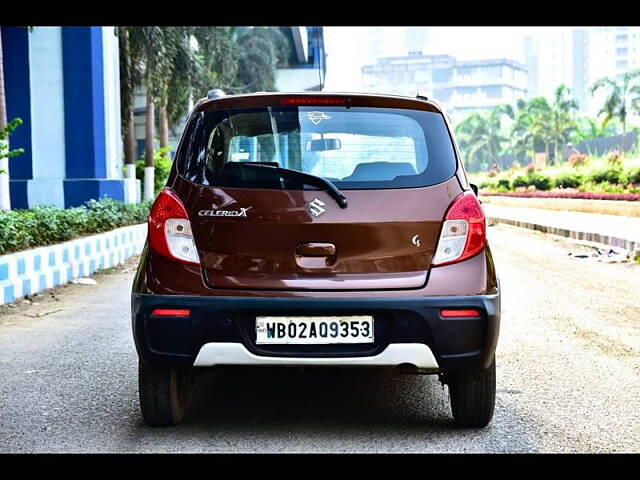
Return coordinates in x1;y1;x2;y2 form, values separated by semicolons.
447;356;496;428
138;360;192;427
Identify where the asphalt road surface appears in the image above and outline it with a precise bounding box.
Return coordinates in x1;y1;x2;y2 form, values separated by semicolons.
1;224;639;453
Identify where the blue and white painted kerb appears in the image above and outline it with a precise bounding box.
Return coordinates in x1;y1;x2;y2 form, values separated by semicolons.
0;223;146;305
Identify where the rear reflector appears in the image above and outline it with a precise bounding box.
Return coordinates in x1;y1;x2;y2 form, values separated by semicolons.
440;309;481;318
281;96;348;106
151;309;191;317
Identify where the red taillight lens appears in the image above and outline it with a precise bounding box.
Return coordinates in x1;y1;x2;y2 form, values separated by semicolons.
432;191;486;266
148;189;200;265
281;96;348;106
440;309;481;318
151;309;191;317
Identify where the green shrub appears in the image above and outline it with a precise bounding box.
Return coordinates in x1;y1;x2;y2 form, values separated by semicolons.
497;178;510;189
528;173;552;190
553;171;583;189
622;166;640;184
0;198;152;256
478;178;497;189
512;175;529;188
588;167;623;184
135;146;173;195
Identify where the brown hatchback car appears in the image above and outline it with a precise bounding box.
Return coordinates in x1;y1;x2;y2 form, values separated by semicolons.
132;91;501;428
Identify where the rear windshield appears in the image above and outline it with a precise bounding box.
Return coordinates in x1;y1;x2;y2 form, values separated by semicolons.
178;106;457;190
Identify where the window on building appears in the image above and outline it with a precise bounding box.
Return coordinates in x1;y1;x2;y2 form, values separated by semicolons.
616;34;628;43
433;68;452;83
415;69;431;82
433;88;452;102
482;86;502;98
617;47;628;56
617;60;628;69
456;66;474;77
483;65;502;79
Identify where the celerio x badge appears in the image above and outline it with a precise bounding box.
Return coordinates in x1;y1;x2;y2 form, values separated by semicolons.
198;206;253;217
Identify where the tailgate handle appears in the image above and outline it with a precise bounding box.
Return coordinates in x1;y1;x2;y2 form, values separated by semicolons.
296;242;336;256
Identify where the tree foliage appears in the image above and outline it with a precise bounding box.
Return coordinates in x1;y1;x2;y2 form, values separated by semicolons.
590;69;640;133
0;118;25;174
455;107;508;172
453;83;633;172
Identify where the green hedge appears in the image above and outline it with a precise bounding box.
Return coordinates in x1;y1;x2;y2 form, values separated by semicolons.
0;198;152;256
587;167;623;184
622;166;640;184
553;171;583;189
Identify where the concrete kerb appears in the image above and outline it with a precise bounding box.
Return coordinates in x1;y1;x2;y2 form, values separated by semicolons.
487;216;639;258
0;223;147;305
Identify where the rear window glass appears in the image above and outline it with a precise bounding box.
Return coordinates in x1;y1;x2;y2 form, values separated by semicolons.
178;106;457;190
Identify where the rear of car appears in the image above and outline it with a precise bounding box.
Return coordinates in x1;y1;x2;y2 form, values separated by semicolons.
132;92;500;428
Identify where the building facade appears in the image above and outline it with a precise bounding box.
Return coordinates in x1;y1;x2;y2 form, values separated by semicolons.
587;27;640;122
523;27;640;122
361;52;526;121
1;26;134;209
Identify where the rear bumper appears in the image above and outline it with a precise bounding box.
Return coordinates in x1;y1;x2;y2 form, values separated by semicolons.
132;292;500;372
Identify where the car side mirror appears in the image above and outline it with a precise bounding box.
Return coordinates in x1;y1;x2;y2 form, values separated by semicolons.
470;183;479;196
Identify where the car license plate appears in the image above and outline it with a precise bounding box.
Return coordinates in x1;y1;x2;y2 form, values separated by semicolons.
255;316;374;345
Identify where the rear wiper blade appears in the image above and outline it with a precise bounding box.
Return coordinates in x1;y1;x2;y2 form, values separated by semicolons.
238;163;348;209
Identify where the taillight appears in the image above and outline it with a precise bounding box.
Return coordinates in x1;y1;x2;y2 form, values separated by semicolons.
148;189;200;265
432;191;486;267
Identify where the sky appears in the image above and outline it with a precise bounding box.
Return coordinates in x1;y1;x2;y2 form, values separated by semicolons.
322;27;570;92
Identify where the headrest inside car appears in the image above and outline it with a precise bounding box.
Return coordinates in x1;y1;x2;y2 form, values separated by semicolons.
341;162;417;181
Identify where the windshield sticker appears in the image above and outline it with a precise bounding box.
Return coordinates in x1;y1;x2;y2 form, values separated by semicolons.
305;111;332;125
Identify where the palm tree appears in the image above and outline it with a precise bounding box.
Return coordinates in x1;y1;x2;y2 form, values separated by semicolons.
191;27;238;97
509;97;554;165
116;27;144;183
455;107;507;172
227;27;291;94
591;69;640;134
126;27;175;201
549;85;579;163
157;27;202;152
574;116;618;142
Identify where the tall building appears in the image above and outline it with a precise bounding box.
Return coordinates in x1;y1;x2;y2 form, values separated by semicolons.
404;28;430;55
361;52;526;121
524;29;575;104
587;27;640;120
523;27;640;120
1;26;134;209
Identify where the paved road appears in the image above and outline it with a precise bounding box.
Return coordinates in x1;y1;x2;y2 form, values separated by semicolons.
1;224;639;453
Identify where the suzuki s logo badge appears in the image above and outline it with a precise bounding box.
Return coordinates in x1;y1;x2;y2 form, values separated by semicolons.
306;111;331;125
411;234;421;247
198;206;253;217
308;198;326;217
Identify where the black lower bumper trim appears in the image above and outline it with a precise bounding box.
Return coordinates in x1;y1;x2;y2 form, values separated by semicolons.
132;293;500;371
